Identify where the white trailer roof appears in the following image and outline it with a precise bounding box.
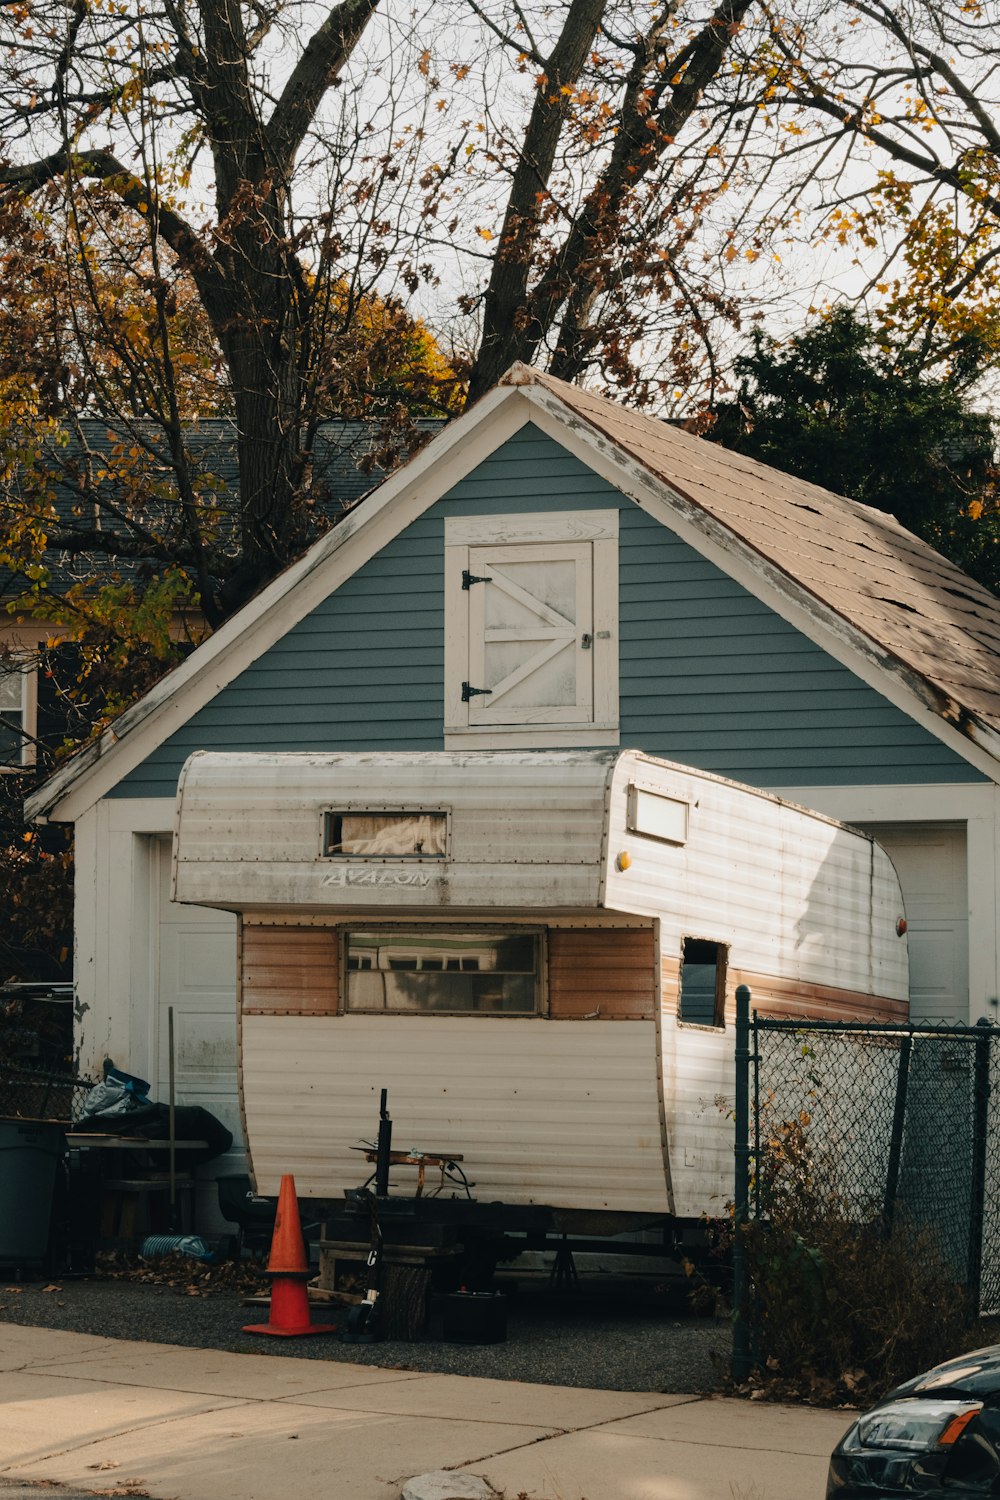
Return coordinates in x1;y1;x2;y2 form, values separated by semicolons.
172;747;902;933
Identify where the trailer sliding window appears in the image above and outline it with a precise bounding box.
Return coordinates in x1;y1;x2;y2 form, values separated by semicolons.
344;930;541;1015
678;939;727;1028
323;811;447;859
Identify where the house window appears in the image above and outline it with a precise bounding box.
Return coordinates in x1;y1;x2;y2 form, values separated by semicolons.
0;659;34;770
444;511;619;747
678;939;727;1027
323;810;447;859
344;929;542;1014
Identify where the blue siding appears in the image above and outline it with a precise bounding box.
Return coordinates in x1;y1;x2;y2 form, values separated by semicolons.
114;424;986;798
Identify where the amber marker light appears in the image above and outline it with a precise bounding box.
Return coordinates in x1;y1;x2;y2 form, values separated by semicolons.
937;1407;981;1447
616;850;632;872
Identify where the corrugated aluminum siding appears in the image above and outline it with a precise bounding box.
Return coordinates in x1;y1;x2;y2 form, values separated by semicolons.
659;1016;734;1218
604;757;908;1000
111;426;982;799
241;1014;670;1211
601;755;909;1218
173;750;610;911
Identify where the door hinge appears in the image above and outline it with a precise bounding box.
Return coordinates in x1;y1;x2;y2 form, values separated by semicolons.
462;682;493;702
462;570;493;590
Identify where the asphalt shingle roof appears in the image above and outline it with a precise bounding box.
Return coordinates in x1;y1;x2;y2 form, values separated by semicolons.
510;366;1000;742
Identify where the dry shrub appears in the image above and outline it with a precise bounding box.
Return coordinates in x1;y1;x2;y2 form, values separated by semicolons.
743;1111;971;1405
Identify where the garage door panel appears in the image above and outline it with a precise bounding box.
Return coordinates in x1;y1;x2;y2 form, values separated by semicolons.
156;840;240;1149
165;925;239;993
861;823;968;1024
904;922;969;1023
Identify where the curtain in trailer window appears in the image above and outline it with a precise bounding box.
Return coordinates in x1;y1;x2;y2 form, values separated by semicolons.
325;812;446;858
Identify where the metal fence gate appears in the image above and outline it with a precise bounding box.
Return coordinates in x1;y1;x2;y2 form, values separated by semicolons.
733;988;1000;1375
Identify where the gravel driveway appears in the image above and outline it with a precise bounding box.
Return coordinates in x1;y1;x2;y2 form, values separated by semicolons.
0;1272;729;1393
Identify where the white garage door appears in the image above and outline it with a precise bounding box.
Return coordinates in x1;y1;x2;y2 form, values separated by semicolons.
155;839;241;1150
861;822;968;1024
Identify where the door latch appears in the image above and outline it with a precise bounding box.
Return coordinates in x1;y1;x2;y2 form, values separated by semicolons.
581;633;593;650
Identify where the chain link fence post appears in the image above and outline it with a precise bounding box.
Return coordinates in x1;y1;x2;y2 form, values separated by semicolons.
968;1021;992;1319
883;1030;912;1235
732;982;753;1383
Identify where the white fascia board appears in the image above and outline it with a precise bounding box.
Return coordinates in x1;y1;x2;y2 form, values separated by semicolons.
106;796;177;833
520;384;1000;784
769;782;996;824
28;387;533;825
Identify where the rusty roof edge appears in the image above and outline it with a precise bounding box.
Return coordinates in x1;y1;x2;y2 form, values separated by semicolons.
518;379;1000;780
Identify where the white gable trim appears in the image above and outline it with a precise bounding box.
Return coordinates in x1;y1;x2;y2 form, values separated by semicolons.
518;383;1000;784
28;374;1000;824
29;386;534;823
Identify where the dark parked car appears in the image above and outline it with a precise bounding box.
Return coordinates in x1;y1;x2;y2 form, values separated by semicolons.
828;1347;1000;1496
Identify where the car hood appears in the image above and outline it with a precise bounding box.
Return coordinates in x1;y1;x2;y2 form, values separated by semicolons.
887;1347;1000;1402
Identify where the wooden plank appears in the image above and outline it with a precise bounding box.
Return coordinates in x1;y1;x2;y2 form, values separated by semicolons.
548;928;656;1019
732;969;908;1023
661;953;906;1024
242;926;339;1015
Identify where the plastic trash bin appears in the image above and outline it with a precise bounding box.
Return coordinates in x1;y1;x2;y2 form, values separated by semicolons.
0;1118;64;1266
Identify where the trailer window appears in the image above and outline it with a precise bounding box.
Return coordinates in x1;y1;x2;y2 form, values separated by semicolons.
678;939;726;1027
344;930;540;1015
627;785;688;845
324;811;447;858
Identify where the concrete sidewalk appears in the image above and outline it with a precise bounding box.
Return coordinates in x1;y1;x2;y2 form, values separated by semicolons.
0;1325;850;1500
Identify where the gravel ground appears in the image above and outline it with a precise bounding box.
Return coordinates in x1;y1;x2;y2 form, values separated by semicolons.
0;1272;729;1393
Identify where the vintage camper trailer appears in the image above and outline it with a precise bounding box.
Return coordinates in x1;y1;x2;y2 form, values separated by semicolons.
172;748;909;1230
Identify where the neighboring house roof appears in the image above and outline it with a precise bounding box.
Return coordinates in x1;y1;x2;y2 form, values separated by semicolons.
1;418;430;597
26;365;1000;823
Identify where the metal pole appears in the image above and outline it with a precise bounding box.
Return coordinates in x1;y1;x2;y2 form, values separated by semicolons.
168;1006;177;1231
752;1009;762;1222
375;1088;393;1198
883;1033;912;1236
968;1023;991;1319
732;983;753;1382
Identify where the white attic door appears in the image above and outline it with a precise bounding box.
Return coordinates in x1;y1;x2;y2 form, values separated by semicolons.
467;541;592;724
445;510;619;744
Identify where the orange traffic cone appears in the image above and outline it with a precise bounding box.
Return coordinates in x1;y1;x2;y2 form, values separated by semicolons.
243;1174;335;1337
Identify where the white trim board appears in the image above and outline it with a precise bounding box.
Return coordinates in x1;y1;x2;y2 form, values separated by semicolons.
29;378;1000;824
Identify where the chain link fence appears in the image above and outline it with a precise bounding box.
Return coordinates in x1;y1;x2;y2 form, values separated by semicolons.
0;1066;94;1122
746;1015;1000;1317
0;982;94;1123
